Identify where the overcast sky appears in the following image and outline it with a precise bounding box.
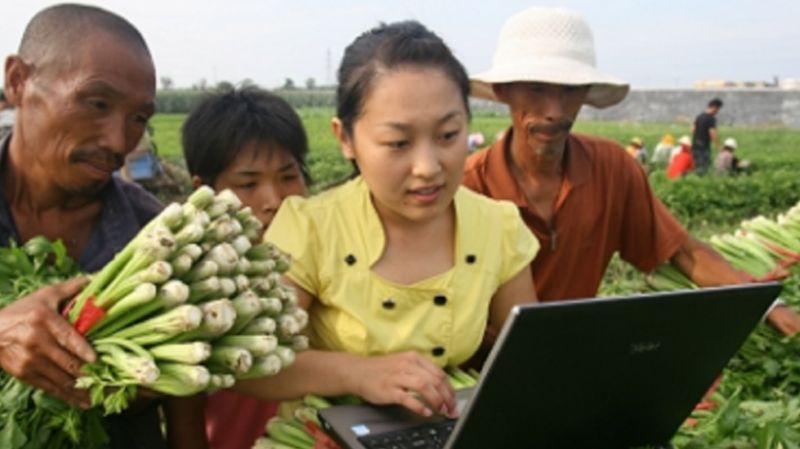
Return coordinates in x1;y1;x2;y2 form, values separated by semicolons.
3;0;799;90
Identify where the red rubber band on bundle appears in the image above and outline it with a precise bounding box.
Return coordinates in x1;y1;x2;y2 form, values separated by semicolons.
72;296;106;335
305;421;344;449
755;266;791;282
759;240;800;265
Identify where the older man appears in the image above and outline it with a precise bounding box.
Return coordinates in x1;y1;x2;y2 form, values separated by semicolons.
1;4;168;448
463;7;800;334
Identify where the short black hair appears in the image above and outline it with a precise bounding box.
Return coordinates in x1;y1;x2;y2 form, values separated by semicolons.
336;20;471;137
182;87;311;186
709;98;723;108
18;4;150;73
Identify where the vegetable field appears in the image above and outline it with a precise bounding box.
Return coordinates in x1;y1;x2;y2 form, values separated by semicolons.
148;110;800;447
151;109;800;234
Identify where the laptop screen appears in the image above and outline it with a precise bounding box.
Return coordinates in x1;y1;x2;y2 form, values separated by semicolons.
446;283;780;449
319;283;780;449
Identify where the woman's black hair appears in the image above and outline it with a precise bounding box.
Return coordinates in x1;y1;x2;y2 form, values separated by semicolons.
182;87;311;186
336;20;471;137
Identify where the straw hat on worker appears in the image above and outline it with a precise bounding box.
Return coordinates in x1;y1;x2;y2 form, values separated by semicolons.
471;7;629;108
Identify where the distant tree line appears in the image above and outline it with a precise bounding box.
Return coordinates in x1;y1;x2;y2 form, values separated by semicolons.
154;76;336;113
156;87;336;113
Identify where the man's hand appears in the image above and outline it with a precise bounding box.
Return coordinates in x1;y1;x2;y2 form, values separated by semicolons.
766;304;800;336
0;277;95;407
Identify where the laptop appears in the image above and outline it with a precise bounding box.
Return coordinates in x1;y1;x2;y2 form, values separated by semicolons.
319;283;781;449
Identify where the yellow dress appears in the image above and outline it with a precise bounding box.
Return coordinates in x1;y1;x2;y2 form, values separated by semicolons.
265;177;538;367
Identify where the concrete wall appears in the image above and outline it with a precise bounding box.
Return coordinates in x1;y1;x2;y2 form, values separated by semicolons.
472;89;800;128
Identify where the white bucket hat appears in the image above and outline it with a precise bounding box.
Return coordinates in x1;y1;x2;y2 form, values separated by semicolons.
471;7;630;108
724;137;738;149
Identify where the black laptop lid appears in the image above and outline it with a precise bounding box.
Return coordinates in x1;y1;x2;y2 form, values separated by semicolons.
446;283;781;449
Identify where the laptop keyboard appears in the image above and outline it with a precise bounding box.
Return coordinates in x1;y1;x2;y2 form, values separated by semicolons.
358;420;456;449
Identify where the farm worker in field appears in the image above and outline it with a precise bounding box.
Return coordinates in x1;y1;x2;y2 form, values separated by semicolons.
669;135;691;163
691;98;723;174
234;20;539;420
715;137;749;176
667;136;694;179
0;4;180;448
625;136;647;164
463;7;800;335
467;131;486;152
651;133;675;165
172;88;312;449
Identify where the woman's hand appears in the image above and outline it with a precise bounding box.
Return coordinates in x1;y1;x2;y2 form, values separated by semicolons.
350;351;457;418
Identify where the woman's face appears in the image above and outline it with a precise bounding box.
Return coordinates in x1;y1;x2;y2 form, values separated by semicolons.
334;66;469;225
211;142;306;227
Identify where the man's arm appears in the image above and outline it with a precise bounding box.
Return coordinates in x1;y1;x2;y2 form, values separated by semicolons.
709;127;719;150
670;236;800;335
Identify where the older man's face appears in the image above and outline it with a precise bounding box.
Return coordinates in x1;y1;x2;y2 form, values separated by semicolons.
13;31;155;196
496;82;589;157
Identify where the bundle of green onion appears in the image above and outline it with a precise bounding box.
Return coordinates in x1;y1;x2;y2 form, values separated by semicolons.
646;201;800;291
65;186;308;414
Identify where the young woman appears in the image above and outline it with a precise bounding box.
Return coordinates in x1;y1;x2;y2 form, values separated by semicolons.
167;87;310;449
236;21;539;418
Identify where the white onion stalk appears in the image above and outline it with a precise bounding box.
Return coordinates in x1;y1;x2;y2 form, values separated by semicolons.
188;276;221;303
138;260;173;284
184;260;219;283
274;346;296;368
204;243;240;275
174;222;205;246
104;283;158;319
231;235;252;256
186;185;215;210
151;363;211;396
242;316;277;335
215;189;243;212
219;277;237;298
179;243;204;261
290;335;309;352
230;290;263;333
217;335;278;357
247;259;277;276
178;299;237;340
111;305;203;346
170;254;193;278
157;203;185;231
234;274;250;292
259;297;283;316
277;315;301;339
208;346;253;375
149;342;212;364
240;355;282;379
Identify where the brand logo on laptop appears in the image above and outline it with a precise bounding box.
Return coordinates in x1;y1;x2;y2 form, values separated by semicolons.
630;341;661;354
351;424;371;436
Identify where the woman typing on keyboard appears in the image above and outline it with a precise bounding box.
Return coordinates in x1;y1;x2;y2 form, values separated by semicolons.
236;20;539;419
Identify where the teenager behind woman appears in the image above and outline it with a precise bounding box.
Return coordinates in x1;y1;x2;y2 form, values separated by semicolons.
236;21;539;418
169;88;311;449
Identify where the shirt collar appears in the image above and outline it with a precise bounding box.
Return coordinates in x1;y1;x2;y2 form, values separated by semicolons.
484;127;591;207
353;176;467;268
0;132;144;270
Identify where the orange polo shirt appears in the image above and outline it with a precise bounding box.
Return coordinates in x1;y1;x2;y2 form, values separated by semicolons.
463;129;688;301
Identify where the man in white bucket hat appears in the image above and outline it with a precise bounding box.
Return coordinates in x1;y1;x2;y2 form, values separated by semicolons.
463;7;800;335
